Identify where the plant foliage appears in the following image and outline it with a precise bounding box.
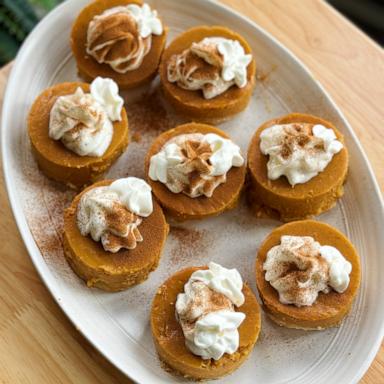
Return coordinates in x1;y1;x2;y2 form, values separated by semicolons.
0;0;62;66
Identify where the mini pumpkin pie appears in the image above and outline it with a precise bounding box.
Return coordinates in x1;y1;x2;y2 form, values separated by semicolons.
247;113;348;221
63;177;168;291
151;262;261;380
159;25;256;122
71;0;167;89
145;122;246;221
256;220;361;330
28;77;129;188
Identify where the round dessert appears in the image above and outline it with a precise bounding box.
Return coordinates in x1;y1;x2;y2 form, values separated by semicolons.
159;25;256;122
63;178;169;291
151;263;261;380
247;113;349;221
145;123;246;221
71;0;167;89
256;220;361;330
28;80;129;188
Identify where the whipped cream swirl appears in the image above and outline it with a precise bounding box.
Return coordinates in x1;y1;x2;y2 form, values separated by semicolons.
49;77;123;157
175;262;246;360
167;37;252;99
263;235;352;307
76;177;153;253
149;133;244;198
86;3;163;73
260;123;343;186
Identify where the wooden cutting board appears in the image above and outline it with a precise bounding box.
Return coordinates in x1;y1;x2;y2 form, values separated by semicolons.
0;0;383;382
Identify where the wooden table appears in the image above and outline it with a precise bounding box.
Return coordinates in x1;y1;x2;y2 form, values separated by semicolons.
0;0;383;382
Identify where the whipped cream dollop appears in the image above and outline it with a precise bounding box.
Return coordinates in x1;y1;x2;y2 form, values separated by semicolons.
175;262;246;360
76;177;153;253
148;133;244;198
320;245;353;293
167;37;252;99
263;235;352;307
259;123;343;186
49;77;123;157
86;3;163;73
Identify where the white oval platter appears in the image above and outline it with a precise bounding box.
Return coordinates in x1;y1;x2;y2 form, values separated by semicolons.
2;0;384;383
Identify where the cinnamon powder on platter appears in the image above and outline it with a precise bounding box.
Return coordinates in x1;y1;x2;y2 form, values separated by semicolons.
168;226;212;266
126;87;183;138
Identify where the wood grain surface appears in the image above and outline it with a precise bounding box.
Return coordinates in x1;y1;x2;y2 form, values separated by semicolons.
0;0;383;383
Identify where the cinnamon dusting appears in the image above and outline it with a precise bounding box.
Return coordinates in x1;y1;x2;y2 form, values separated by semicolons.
264;236;331;306
102;202;143;253
166;38;234;99
127;89;171;136
168;49;221;85
169;227;210;265
280;123;320;159
161;135;228;198
178;281;233;323
87;10;151;73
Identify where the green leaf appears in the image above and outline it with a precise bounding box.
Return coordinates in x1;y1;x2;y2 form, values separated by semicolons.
0;7;27;42
0;0;64;65
0;30;20;65
2;0;39;33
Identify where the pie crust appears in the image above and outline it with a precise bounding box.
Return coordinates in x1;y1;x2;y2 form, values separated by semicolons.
63;179;169;291
159;25;256;122
71;0;167;89
151;266;261;380
28;82;129;189
255;220;361;330
247;113;349;221
144;123;246;221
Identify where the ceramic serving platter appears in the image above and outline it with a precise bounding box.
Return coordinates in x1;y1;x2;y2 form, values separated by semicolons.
2;0;384;383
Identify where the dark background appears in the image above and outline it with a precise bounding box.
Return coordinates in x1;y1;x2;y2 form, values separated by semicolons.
328;0;384;45
0;0;382;66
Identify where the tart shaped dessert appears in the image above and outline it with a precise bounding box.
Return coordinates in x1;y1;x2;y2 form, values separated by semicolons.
256;220;361;330
71;0;167;89
28;77;129;188
151;263;261;380
247;113;348;221
159;25;256;122
145;122;246;221
63;177;169;291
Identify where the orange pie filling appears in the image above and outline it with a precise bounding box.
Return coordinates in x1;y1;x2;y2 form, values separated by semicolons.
160;26;256;122
71;0;167;89
151;263;261;380
167;36;252;100
145;123;246;220
256;220;361;330
64;178;169;291
247;113;349;221
28;78;129;188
